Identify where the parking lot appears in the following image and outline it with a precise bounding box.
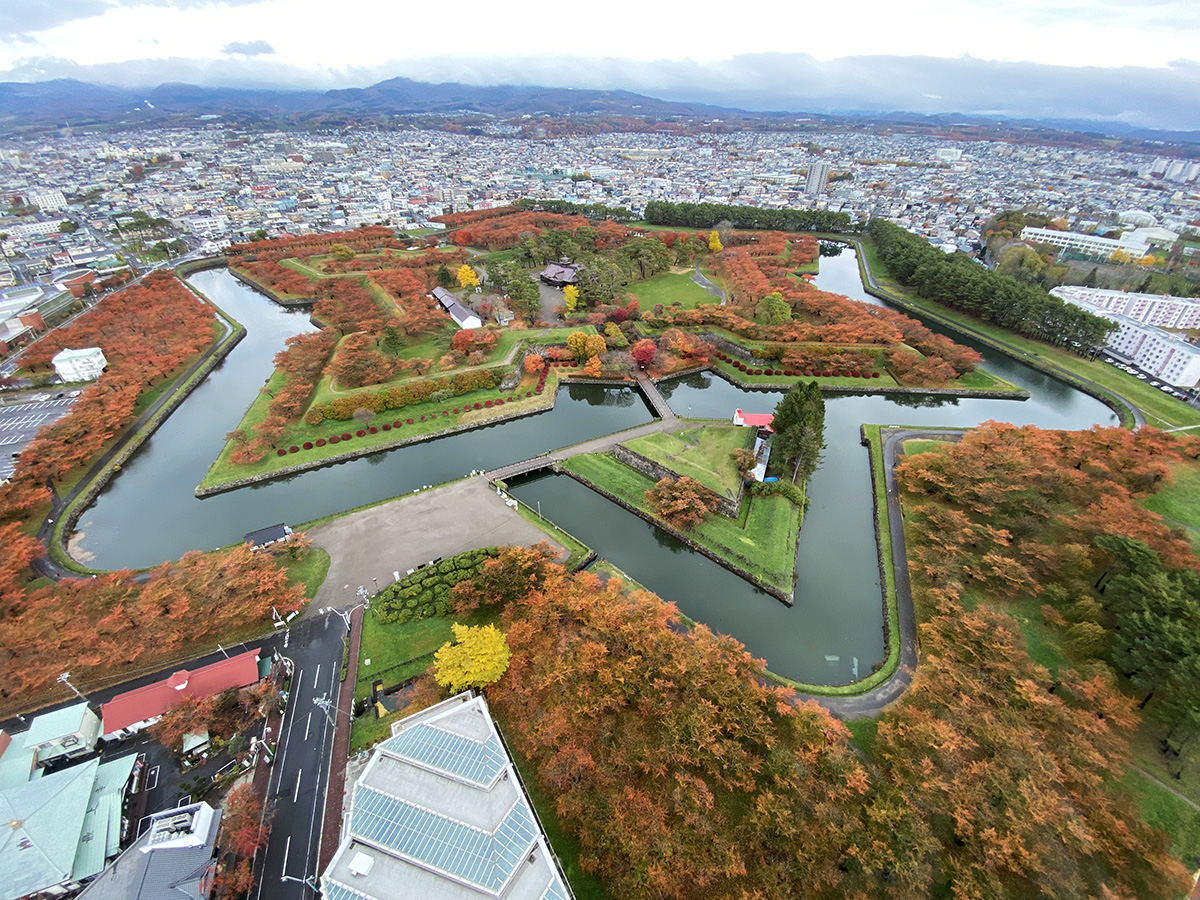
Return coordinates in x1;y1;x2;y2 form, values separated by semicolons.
0;394;77;480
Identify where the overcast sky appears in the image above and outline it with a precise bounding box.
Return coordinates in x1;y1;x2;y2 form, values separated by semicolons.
3;0;1200;129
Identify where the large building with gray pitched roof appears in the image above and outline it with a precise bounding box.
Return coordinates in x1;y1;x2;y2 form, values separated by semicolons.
321;692;571;900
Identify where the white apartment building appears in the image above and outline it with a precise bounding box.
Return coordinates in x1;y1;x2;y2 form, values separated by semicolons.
27;189;69;212
805;161;831;196
2;217;69;239
1057;296;1200;387
1021;226;1150;260
1051;286;1200;330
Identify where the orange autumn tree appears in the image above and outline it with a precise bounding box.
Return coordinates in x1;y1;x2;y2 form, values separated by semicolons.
485;553;930;900
645;475;718;530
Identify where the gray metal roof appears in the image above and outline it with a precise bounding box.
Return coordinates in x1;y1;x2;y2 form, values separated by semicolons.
77;802;220;900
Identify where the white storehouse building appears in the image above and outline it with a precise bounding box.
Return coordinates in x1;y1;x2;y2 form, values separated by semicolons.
52;347;107;382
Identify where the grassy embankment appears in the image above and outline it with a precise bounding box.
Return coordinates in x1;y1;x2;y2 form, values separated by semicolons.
561;450;801;595
840;234;1200;430
622;424;753;500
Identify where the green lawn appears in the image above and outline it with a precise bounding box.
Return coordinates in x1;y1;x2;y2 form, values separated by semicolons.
622;424;753;500
509;501;591;570
1124;769;1200;866
562;452;801;593
1143;460;1200;529
276;548;331;598
711;356;900;389
901;439;949;458
628;271;719;310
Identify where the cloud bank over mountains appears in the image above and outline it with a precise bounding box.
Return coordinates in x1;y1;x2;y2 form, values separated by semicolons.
3;51;1198;131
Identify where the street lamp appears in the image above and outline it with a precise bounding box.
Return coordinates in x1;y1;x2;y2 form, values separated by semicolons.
58;672;86;701
280;874;321;892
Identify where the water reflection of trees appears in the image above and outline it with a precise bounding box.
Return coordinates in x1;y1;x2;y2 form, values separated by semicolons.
819;241;843;257
887;393;961;410
567;384;637;408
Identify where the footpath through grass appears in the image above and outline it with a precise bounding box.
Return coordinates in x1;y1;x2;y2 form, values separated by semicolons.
562;452;800;594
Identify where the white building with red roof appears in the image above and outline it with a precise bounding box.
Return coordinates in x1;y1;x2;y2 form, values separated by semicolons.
732;409;774;432
100;649;262;741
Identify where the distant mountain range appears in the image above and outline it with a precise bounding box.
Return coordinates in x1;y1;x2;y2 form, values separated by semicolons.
2;76;1199;147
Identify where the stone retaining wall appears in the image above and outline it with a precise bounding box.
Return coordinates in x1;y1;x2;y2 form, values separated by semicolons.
556;466;792;604
227;266;315;308
610;444;742;518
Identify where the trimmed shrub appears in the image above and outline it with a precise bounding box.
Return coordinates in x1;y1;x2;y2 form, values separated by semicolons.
442;410;449;416
872;371;881;378
484;400;493;408
315;438;327;447
356;429;366;437
474;402;483;409
453;407;460;413
329;435;340;444
368;426;378;433
342;432;352;440
277;448;287;456
381;424;391;431
289;446;300;453
394;420;403;427
406;418;414;424
303;441;313;450
527;391;532;397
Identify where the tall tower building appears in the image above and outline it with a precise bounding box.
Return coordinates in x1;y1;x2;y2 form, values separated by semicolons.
805;161;831;195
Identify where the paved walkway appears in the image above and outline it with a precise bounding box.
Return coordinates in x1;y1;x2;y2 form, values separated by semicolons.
692;262;726;304
305;477;570;612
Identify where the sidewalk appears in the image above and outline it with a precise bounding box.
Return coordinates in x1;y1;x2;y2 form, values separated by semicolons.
317;603;364;871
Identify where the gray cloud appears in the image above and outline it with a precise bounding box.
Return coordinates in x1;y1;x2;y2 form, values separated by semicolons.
4;51;1200;132
221;39;274;56
0;0;264;38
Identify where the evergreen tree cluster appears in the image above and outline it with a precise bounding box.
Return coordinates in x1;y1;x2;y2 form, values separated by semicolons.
868;220;1115;351
771;380;825;483
644;200;855;233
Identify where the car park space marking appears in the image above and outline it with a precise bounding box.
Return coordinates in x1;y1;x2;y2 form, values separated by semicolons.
146;765;160;791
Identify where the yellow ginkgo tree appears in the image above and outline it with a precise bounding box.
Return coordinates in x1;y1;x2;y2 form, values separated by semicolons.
433;623;512;692
457;264;481;289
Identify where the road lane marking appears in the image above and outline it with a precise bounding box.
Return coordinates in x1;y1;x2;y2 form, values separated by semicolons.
146;765;159;791
294;768;303;803
312;664;320;689
282;835;291;875
303;712;311;742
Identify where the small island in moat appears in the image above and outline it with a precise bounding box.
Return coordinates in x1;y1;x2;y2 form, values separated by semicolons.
202;206;1023;493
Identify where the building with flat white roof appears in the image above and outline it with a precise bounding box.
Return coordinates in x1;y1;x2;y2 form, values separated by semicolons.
321;692;571;900
1021;226;1149;260
1051;286;1200;330
53;347;107;382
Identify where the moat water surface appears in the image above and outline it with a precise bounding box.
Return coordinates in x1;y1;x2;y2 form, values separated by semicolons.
75;255;1116;684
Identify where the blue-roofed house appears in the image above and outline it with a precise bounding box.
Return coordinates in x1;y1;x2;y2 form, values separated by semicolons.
321;692;572;900
0;753;138;900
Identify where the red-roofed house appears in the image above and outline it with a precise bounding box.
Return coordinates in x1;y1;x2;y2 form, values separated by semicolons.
100;649;262;741
732;409;775;432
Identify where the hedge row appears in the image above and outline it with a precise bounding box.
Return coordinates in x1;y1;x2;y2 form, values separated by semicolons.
373;547;501;624
275;394;537;456
714;351;880;379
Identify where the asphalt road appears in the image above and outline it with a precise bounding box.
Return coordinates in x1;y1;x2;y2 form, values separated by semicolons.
253;613;347;900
